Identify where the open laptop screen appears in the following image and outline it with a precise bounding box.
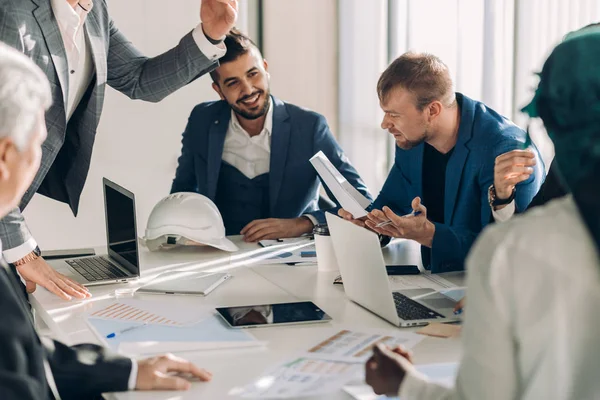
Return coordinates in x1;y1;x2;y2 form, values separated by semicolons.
103;179;140;275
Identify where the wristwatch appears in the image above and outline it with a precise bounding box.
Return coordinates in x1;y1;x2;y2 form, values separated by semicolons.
488;184;516;210
13;246;41;267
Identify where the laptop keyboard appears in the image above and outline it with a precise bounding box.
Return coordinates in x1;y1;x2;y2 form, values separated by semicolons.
392;292;445;321
66;257;127;282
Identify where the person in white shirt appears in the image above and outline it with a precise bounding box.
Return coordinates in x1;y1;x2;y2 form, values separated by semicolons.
171;29;371;242
365;27;600;400
0;0;238;301
0;42;211;399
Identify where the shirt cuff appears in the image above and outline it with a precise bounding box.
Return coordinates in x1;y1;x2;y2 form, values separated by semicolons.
492;200;516;223
302;214;318;227
3;238;38;264
128;359;138;390
192;24;226;61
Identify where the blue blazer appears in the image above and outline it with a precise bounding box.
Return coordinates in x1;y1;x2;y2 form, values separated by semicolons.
372;93;545;273
171;96;372;226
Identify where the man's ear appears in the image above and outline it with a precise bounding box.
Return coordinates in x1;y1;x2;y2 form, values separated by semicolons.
427;101;443;121
263;59;269;73
0;138;14;182
212;82;225;101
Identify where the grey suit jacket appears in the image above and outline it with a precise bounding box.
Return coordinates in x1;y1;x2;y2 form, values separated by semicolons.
0;0;217;251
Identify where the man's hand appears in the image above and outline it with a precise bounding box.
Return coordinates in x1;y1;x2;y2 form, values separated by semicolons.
365;197;435;247
241;217;314;242
494;149;536;204
365;344;414;397
453;297;465;315
136;354;212;391
16;257;90;300
338;209;368;229
200;0;238;41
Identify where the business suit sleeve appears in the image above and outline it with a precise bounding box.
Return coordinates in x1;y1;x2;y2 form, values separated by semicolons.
0;208;35;259
0;269;132;400
0;6;24;53
308;116;373;224
0;9;34;254
44;339;132;399
0;322;47;399
171;111;200;194
430;134;545;273
106;16;218;103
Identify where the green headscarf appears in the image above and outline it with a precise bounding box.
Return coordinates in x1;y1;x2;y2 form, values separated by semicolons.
522;27;600;253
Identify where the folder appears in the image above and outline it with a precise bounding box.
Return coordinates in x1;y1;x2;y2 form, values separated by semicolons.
310;151;371;218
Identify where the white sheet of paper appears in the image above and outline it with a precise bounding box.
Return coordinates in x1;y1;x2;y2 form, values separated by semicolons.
232;357;363;399
305;329;424;363
232;330;423;399
87;299;208;326
310;151;371;218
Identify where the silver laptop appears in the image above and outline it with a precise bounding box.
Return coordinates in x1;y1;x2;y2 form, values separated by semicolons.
326;213;460;327
50;178;140;286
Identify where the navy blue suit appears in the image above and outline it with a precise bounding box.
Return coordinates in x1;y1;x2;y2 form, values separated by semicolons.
171;96;371;234
372;93;545;273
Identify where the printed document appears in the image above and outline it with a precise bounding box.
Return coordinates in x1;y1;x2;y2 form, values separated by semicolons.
231;329;423;398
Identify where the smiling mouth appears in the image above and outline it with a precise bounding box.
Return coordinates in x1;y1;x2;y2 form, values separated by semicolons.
239;92;261;107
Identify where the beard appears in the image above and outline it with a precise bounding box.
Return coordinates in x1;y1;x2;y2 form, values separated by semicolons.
394;133;426;150
230;88;271;120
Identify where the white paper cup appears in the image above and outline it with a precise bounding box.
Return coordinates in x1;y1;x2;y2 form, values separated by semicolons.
313;225;339;272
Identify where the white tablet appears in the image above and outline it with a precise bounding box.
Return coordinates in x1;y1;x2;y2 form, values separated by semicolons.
137;271;231;296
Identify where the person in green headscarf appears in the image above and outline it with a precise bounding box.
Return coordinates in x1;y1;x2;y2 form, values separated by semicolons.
364;28;600;400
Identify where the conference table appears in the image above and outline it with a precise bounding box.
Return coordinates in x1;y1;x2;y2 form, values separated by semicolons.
31;236;465;399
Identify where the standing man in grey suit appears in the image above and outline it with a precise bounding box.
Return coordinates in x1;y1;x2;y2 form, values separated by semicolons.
0;0;238;300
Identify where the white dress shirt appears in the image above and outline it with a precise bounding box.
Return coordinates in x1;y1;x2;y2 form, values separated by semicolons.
400;195;600;400
491;200;516;222
3;0;226;266
221;103;318;225
222;102;273;179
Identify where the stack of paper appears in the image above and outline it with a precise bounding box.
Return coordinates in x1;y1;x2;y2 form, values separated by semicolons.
310;151;371;218
230;329;423;399
87;299;262;355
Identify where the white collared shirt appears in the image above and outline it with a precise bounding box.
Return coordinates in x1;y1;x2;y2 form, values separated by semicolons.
222;101;274;179
492;200;516;222
3;1;226;265
399;195;600;400
51;0;94;121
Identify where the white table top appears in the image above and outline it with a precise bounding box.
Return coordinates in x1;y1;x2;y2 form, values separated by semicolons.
31;236;464;399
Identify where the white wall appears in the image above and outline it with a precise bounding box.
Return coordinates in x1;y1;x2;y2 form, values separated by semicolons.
262;0;338;133
24;1;222;249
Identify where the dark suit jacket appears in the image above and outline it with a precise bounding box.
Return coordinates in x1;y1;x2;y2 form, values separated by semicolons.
171;96;372;226
0;0;217;251
0;263;131;399
371;93;546;273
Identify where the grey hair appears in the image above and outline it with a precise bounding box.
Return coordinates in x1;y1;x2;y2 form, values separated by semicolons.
0;43;52;150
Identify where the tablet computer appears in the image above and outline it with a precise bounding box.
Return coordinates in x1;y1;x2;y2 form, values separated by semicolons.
137;271;231;296
215;301;332;328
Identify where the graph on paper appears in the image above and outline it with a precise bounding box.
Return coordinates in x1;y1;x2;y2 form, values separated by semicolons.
89;299;207;326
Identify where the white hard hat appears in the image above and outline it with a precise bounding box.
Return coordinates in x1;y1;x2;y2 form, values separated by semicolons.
145;192;238;252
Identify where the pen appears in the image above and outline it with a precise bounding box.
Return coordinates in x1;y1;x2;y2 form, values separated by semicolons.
375;210;422;228
106;322;148;339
